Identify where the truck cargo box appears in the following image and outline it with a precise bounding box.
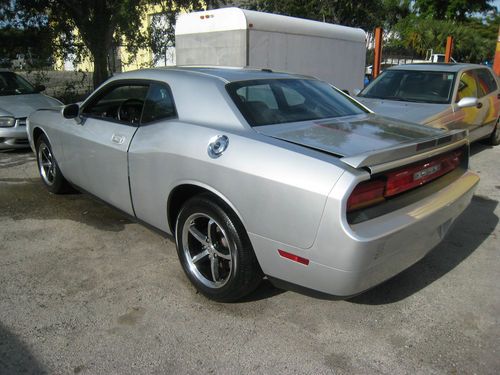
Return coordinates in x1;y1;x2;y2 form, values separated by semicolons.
175;7;366;93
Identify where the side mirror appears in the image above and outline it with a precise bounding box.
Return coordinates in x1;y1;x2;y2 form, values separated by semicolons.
457;97;478;109
62;103;80;119
35;84;46;92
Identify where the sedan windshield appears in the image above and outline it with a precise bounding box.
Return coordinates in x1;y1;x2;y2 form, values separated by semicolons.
359;70;455;104
227;79;367;127
0;72;37;96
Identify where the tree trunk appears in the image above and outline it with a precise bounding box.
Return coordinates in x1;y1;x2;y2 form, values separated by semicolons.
91;46;109;89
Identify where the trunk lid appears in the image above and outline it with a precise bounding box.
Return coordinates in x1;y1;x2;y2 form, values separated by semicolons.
256;113;467;172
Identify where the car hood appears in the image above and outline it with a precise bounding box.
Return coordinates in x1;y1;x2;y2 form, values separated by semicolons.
356;97;448;124
0;93;61;118
255;113;445;159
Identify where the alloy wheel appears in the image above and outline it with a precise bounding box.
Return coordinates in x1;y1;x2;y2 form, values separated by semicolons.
181;213;234;289
38;142;56;186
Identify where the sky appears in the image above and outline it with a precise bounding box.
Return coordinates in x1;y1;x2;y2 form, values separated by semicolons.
494;0;500;12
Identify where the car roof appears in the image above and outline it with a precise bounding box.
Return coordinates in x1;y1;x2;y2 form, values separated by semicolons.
114;66;314;84
387;63;490;73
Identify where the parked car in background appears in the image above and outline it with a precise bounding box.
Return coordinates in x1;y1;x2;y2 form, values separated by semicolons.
28;67;478;302
0;70;61;149
357;64;500;145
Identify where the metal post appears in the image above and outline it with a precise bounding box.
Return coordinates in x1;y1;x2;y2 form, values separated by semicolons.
373;27;383;79
493;26;500;76
445;36;453;63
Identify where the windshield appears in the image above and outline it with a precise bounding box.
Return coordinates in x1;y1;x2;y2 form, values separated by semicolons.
0;72;37;96
359;70;455;104
227;79;367;127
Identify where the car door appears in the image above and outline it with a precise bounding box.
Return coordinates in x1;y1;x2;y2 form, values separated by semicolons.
452;69;486;133
474;68;500;134
62;82;149;216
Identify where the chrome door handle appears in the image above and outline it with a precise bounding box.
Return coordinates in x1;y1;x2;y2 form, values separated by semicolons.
111;134;125;144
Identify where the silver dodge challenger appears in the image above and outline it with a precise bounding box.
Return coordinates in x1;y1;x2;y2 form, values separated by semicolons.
27;67;479;301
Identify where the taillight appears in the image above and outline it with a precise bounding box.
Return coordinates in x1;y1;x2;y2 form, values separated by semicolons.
385;150;462;197
347;179;386;212
347;149;463;213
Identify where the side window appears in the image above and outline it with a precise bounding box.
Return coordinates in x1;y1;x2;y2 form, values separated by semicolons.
456;71;478;101
141;83;177;123
82;84;149;124
236;84;278;109
475;69;498;97
282;86;305;106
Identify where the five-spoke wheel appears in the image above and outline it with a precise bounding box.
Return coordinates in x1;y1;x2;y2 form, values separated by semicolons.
35;134;69;193
175;194;262;301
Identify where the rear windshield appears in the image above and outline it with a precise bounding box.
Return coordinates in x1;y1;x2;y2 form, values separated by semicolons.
0;72;37;96
226;79;367;127
359;70;456;104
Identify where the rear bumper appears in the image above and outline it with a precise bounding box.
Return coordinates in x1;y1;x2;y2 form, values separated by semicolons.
0;123;29;149
250;170;479;297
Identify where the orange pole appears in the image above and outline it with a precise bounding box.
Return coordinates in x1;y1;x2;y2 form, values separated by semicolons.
493;26;500;76
373;27;383;79
445;36;453;63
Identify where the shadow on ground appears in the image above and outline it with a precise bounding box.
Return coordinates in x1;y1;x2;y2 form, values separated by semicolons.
0;177;132;232
0;149;36;168
0;322;46;375
350;195;498;305
470;141;493;156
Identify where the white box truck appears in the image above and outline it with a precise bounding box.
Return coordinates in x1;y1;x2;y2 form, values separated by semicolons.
175;7;366;93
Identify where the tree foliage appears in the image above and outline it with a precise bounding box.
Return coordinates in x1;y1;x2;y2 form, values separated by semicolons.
0;0;224;88
413;0;494;21
241;0;411;31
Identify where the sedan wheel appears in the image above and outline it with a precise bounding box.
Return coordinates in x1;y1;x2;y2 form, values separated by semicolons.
36;134;69;194
490;118;500;146
175;194;262;302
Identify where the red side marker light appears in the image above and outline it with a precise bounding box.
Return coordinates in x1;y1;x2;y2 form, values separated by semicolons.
278;249;309;266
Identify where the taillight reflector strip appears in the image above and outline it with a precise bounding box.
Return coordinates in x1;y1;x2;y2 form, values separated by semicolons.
278;249;309;266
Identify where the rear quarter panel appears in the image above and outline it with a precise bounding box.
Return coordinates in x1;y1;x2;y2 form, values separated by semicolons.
128;121;346;249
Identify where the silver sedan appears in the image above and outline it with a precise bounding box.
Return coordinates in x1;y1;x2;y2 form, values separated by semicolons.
357;63;500;145
27;67;479;301
0;70;61;149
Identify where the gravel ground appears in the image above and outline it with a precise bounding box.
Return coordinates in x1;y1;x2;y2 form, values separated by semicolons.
0;143;499;374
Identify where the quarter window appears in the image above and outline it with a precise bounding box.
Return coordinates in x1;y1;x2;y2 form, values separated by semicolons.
82;84;149;124
475;69;498;97
141;83;177;123
456;71;478;101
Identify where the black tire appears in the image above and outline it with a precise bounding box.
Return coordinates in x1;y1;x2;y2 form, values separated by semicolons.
35;134;69;194
488;117;500;146
175;194;262;302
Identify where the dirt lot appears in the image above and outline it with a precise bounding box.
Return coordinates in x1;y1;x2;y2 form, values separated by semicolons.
1;143;499;374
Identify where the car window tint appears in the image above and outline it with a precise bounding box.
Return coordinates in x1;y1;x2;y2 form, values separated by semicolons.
0;71;37;96
236;84;278;109
475;69;497;97
141;83;177;123
282;86;306;106
82;84;149;124
456;71;478;101
228;79;367;127
359;70;455;104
